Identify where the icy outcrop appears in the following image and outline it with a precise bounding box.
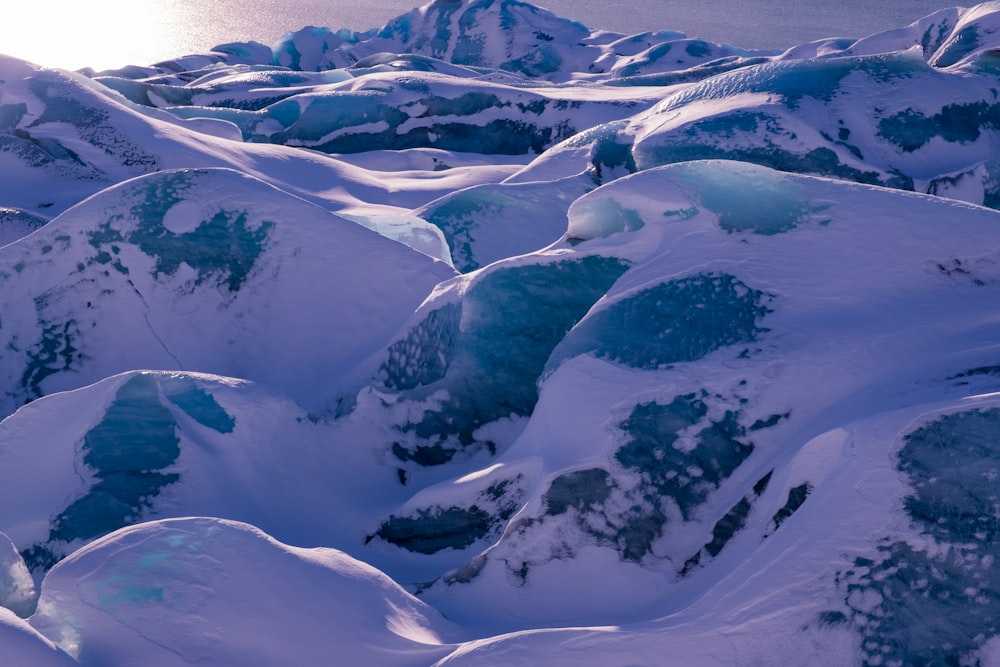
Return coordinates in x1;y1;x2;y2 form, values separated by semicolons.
0;208;49;247
828;406;1000;665
0;369;459;579
415;177;592;271
342;253;629;468
624;48;1000;207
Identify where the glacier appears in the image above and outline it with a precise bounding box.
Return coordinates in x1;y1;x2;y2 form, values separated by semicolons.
4;0;1000;665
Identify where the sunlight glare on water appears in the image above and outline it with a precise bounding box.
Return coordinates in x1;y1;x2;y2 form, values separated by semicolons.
4;0;174;70
2;0;394;71
0;0;979;72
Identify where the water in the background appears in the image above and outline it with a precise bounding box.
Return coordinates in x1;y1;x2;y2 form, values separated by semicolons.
2;0;975;71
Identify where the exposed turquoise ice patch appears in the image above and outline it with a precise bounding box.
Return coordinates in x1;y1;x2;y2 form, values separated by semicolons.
87;172;273;292
611;395;756;561
273;93;402;144
550;272;772;371
371;477;523;554
137;552;172;569
161;375;236;434
519;391;768;568
380;303;461;392
20;374;233;571
378;255;629;466
96;575;165;610
51;375;180;544
878;101;1000;153
828;408;1000;666
19;313;81;402
567;196;645;241
678;162;832;234
421;188;521;272
615;395;755;520
899;409;1000;542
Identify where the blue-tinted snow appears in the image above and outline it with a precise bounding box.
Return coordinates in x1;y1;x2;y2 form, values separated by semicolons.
3;1;1000;665
0;167;454;416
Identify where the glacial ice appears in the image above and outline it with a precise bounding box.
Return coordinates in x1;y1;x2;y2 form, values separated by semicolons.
824;407;1000;666
30;374;183;569
18;372;238;571
416;178;593;271
5;0;1000;664
0;166;454;415
0;208;48;247
548;272;773;371
623;47;1000;204
473;389;775;576
157;71;651;156
89;172;274;291
372;475;524;554
353;254;629;466
568;159;831;240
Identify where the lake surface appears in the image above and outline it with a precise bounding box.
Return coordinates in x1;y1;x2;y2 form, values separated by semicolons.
4;0;975;71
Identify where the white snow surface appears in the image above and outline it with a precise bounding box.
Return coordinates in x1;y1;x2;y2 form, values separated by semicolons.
29;517;458;666
4;1;1000;665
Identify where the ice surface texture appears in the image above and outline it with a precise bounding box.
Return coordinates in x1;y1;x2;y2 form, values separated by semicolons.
0;166;453;416
5;1;1000;665
350;253;629;467
20;373;233;570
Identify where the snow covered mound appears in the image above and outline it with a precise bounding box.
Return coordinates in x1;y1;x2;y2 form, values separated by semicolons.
158;70;653;155
427;395;1000;666
0;167;453;417
357;162;1000;635
29;518;457;666
0;54;528;225
0;370;398;572
627;48;1000;206
5;1;1000;665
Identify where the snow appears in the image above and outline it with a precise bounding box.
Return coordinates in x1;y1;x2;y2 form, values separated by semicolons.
4;0;1000;664
0;166;454;416
29;517;457;666
0;607;74;667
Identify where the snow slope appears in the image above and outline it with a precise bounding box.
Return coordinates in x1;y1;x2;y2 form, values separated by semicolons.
0;166;453;416
4;1;1000;665
30;517;458;666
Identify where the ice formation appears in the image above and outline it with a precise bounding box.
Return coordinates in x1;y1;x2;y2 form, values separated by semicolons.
4;1;1000;664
